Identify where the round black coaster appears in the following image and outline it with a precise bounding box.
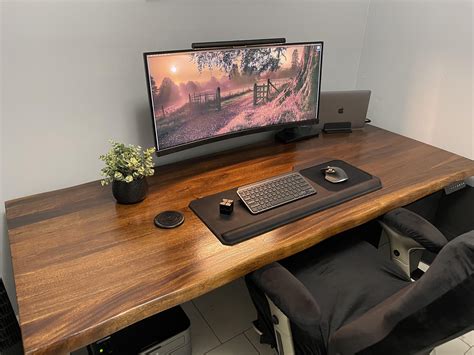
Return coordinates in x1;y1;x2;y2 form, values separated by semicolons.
154;211;185;229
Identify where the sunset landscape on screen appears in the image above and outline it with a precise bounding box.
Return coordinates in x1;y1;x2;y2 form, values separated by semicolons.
146;44;321;150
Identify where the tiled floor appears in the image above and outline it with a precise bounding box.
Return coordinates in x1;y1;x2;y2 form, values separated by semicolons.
431;336;473;355
181;277;276;355
183;265;473;354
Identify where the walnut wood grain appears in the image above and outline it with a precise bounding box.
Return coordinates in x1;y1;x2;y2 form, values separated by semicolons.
5;126;474;354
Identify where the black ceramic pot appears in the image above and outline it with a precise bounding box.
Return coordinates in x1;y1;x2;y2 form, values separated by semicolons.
112;178;148;204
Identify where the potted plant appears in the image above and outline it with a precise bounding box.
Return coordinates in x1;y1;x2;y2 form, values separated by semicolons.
100;141;156;204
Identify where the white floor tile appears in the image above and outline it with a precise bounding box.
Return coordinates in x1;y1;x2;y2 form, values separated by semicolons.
461;330;474;346
465;347;473;355
181;301;221;355
193;278;256;343
432;338;470;355
244;328;277;355
206;334;258;355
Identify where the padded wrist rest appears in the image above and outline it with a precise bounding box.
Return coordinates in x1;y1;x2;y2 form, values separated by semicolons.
189;160;382;245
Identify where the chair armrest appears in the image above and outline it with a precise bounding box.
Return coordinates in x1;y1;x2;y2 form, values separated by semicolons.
249;262;321;330
383;208;448;253
330;231;474;355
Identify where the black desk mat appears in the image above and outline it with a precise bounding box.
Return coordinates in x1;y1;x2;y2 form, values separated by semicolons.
300;160;373;192
189;160;382;245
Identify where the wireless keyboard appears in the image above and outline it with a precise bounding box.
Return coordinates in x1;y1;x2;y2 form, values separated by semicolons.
237;172;317;214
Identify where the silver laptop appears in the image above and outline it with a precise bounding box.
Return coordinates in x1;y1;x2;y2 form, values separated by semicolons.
318;90;371;129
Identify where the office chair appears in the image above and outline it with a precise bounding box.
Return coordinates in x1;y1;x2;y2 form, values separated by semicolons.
245;208;474;355
392;184;474;267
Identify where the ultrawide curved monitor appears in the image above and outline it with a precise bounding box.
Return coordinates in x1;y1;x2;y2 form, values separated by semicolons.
144;41;323;155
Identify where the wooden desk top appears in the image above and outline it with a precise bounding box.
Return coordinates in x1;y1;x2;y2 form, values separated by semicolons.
6;126;474;354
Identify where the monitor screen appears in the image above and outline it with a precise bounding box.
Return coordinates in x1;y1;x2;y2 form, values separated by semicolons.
144;42;323;155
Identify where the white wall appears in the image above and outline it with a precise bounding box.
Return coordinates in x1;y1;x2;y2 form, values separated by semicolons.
1;0;370;300
356;0;473;159
2;0;369;200
0;1;7;295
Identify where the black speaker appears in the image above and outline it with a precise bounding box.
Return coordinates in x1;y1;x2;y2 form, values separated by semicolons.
154;211;185;229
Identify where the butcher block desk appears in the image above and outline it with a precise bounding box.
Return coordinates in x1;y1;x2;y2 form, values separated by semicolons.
5;125;474;354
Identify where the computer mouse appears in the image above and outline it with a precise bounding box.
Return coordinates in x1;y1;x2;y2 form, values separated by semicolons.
321;166;349;184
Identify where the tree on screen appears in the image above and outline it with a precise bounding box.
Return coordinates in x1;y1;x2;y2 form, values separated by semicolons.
291;49;299;71
276;46;319;112
191;47;287;77
153;77;181;106
151;76;159;96
229;64;241;80
191;45;319;111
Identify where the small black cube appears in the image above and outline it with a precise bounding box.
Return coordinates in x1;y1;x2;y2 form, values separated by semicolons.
219;198;234;215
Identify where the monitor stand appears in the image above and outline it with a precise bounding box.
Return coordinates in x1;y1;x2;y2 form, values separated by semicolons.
275;125;321;143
